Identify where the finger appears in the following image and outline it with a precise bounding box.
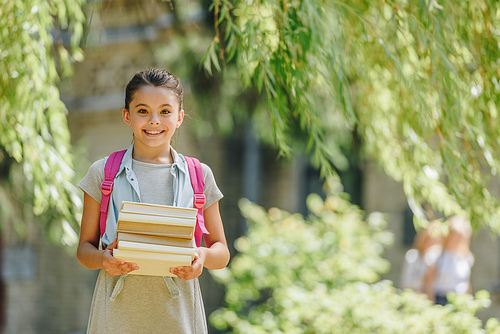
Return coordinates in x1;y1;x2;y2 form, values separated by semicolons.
107;238;118;250
114;263;138;275
175;271;189;280
104;252;124;265
175;264;201;280
120;266;138;274
120;261;138;270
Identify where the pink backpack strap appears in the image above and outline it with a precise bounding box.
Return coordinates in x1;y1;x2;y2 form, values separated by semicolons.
100;150;127;238
185;156;208;247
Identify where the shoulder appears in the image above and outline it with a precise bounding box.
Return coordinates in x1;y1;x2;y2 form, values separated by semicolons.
182;155;215;179
88;158;106;178
200;162;214;178
78;157;107;203
80;158;106;187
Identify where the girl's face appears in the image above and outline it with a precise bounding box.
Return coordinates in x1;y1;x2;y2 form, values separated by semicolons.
122;85;184;152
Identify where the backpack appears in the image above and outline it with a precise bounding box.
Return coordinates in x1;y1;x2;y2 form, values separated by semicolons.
99;150;208;247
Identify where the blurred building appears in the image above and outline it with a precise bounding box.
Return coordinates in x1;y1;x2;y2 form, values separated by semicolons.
2;1;500;333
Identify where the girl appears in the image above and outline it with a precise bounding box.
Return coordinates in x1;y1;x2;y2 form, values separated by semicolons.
424;215;474;305
77;68;230;333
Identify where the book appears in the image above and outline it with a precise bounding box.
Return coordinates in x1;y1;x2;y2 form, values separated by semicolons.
120;201;197;219
117;240;196;258
114;248;192;277
117;211;196;227
114;201;198;277
117;221;194;239
118;231;195;248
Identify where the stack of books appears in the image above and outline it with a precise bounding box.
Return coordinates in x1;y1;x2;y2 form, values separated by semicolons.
113;201;198;277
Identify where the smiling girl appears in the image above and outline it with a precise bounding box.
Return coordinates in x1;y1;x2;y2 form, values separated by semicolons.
77;68;230;333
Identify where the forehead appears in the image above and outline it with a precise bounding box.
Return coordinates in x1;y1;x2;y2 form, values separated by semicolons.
131;85;179;108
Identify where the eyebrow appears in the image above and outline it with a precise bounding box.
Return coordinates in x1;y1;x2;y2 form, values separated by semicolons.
134;103;174;108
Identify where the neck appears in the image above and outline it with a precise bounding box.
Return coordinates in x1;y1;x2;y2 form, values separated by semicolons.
132;144;173;164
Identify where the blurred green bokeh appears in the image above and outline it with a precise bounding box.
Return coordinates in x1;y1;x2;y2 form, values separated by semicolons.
210;178;498;333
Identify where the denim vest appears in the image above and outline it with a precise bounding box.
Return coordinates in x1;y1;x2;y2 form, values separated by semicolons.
101;144;195;247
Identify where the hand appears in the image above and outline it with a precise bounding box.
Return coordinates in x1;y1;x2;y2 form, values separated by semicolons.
170;249;204;280
102;239;139;276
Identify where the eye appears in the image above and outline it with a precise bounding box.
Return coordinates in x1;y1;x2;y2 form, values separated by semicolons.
161;109;171;115
138;109;148;114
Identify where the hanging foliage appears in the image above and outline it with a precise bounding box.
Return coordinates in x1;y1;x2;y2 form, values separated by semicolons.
204;0;500;230
0;0;85;244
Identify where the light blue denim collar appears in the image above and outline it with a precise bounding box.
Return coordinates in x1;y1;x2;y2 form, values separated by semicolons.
117;144;188;176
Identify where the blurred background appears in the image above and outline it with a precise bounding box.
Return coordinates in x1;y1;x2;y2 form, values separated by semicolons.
2;0;500;333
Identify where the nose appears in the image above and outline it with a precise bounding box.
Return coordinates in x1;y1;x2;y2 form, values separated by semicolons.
149;115;160;126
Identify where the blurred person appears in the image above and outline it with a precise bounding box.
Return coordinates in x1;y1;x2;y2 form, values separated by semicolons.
424;215;474;305
400;221;444;293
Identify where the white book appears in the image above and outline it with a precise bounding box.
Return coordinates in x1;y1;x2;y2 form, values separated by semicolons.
117;211;196;227
114;249;192;277
120;201;197;219
117;221;194;239
118;231;196;248
117;240;196;259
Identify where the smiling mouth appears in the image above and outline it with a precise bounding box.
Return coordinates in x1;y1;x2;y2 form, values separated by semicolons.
144;130;165;135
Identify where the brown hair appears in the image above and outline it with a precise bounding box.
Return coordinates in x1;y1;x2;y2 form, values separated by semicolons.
124;68;184;111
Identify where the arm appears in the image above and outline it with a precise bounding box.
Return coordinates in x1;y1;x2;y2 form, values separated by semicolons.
77;192;138;276
171;201;230;280
423;265;436;302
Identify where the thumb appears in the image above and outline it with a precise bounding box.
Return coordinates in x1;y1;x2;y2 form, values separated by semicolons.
107;238;118;250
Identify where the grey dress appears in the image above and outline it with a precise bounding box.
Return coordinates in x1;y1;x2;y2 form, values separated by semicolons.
79;158;223;334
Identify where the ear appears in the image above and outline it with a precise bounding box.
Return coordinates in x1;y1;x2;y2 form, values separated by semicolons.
122;109;131;126
176;109;185;128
